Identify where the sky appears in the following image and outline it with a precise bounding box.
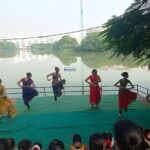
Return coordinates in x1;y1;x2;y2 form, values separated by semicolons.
0;0;133;39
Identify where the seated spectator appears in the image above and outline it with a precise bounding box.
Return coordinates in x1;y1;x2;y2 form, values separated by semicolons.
102;132;114;150
69;134;87;150
89;133;107;150
47;139;65;150
7;138;15;150
114;119;146;150
0;138;9;150
32;142;42;150
144;128;150;148
18;139;32;150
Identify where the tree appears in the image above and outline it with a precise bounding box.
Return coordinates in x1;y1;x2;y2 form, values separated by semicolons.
100;0;150;68
79;32;107;51
51;35;78;51
0;41;18;57
30;43;52;55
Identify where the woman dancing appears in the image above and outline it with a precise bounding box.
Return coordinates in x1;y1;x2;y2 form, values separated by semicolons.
46;67;62;101
114;72;137;116
17;72;38;110
0;79;16;119
85;69;102;107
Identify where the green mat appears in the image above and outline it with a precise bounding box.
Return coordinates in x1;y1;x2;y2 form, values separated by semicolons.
0;95;150;149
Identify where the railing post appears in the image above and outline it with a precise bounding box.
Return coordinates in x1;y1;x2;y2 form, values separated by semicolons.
137;85;139;94
147;88;149;96
64;88;65;96
82;85;84;96
44;87;46;97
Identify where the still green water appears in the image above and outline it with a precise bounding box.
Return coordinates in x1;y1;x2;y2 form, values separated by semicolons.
0;50;150;89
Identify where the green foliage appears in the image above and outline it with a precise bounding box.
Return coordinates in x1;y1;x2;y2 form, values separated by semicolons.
75;51;137;68
79;32;108;51
30;43;52;55
100;0;150;68
0;41;18;58
53;49;77;65
51;35;78;51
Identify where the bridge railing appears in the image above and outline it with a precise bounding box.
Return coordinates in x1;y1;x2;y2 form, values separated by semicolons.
6;85;150;98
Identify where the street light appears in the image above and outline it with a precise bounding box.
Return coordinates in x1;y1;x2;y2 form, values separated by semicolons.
80;0;84;40
80;0;84;94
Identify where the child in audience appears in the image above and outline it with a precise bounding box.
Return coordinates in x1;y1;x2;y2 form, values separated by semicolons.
18;139;32;150
69;134;87;150
89;133;107;150
0;138;9;150
7;138;15;150
144;128;150;148
47;139;65;150
102;132;114;150
32;142;42;150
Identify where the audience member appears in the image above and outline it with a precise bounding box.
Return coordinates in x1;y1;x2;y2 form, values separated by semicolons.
69;134;87;150
18;139;32;150
47;139;65;150
89;133;107;150
32;142;42;150
114;120;145;150
0;138;9;150
144;128;150;148
102;132;114;150
7;138;15;150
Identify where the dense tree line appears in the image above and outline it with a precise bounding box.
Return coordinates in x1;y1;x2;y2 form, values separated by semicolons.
0;41;18;58
100;0;150;68
30;33;108;54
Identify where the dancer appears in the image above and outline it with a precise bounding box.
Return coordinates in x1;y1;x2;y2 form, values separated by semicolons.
47;67;63;101
17;72;38;110
85;69;102;107
0;79;17;119
114;72;137;116
146;94;150;101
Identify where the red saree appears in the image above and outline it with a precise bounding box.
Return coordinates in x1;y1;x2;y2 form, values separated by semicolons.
89;75;102;105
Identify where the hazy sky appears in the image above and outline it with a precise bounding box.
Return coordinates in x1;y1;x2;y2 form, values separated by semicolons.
0;0;133;39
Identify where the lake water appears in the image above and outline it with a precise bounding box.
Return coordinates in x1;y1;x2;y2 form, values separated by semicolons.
0;50;150;89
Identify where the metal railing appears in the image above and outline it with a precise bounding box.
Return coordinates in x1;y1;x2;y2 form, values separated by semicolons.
6;85;150;98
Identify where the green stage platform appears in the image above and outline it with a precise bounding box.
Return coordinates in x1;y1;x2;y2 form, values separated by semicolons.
0;95;150;149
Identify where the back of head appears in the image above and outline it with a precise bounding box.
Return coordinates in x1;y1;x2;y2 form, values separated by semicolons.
114;120;144;150
144;128;150;141
121;72;128;77
102;132;113;149
7;138;15;150
0;138;9;150
32;142;42;150
18;139;32;150
92;69;97;75
89;133;106;150
47;139;64;150
26;72;32;78
73;134;82;143
55;67;59;72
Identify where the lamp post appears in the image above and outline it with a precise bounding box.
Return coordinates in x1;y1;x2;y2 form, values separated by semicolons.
80;0;84;94
80;0;84;40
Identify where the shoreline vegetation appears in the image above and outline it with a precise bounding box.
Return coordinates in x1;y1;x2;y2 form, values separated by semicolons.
0;34;144;68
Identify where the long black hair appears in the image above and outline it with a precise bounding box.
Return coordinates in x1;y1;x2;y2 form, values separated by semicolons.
114;120;144;150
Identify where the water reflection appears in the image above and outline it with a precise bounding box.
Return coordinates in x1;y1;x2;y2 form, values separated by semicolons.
13;50;55;63
0;50;150;89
